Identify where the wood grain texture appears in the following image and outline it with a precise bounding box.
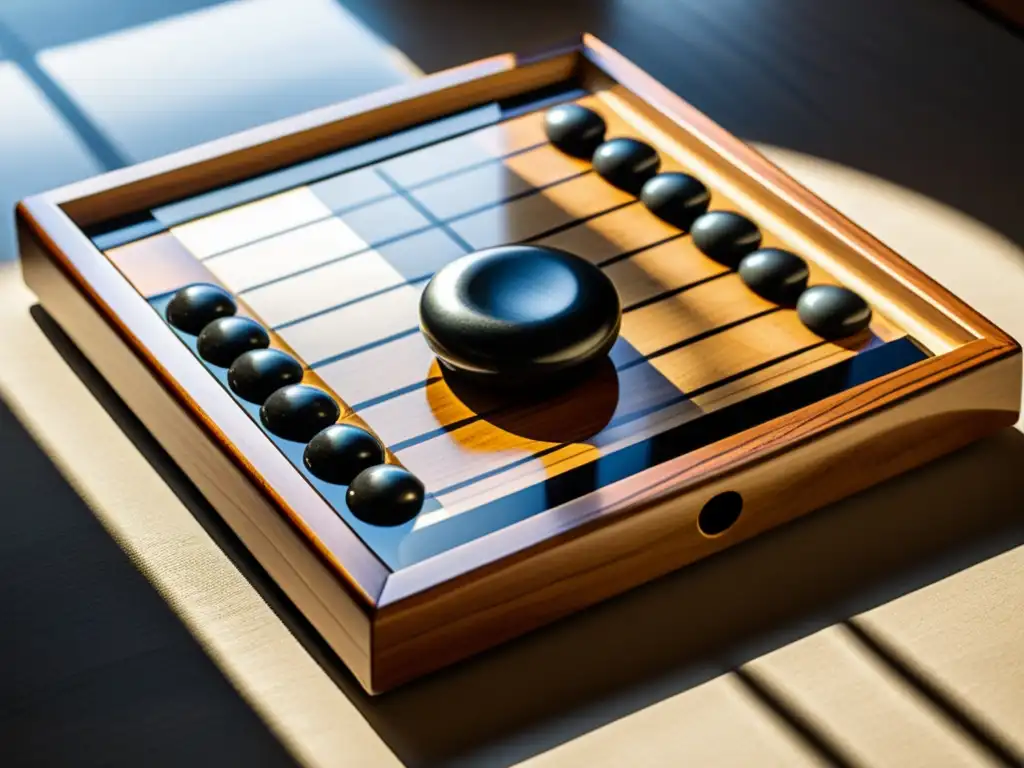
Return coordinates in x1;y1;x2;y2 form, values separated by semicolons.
745;626;1001;767
853;548;1024;761
520;675;827;768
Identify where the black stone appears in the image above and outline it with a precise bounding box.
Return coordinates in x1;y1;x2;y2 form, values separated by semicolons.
260;385;341;443
303;424;385;485
544;104;606;158
639;173;710;231
797;285;872;340
419;245;621;386
690;211;762;267
166;283;236;335
346;465;425;527
196;316;270;367
591;138;660;194
738;248;809;305
228;349;304;404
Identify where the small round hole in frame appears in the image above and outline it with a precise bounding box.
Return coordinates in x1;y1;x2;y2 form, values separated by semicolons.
698;491;743;537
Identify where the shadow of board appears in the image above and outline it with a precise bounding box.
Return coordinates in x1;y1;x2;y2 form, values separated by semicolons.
30;304;1024;767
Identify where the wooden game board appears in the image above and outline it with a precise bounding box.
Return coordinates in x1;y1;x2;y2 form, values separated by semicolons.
16;37;1020;693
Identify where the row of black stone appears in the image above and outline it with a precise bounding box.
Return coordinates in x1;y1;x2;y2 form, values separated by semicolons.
164;284;424;526
543;104;872;340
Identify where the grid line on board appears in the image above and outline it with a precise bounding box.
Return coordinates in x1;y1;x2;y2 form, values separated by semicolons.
373;167;475;254
386;306;785;453
269;201;683;335
274;275;432;331
231;166;596;304
191;138;551;264
620;271;733;314
234;222;438;296
343;265;731;410
306;327;424;369
298;200;668;370
89;84;586;249
198;190;399;263
426;338;831;498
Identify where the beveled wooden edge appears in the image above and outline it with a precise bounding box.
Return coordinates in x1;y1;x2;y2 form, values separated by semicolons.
46;51;579;226
16;198;390;607
577;35;1013;352
17;217;377;689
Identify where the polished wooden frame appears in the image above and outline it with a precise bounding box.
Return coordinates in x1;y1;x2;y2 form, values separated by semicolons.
17;36;1020;694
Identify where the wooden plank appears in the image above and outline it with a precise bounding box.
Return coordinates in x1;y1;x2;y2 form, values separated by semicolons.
317;332;438;408
520;676;826;768
55;51;577;224
377;108;548;187
409;144;589;220
449;173;635;250
744;626;1001;767
853;547;1024;761
536;202;683;264
106;232;220;299
171;187;331;260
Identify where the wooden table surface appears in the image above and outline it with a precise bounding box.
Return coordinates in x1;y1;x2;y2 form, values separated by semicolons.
1;1;1022;766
